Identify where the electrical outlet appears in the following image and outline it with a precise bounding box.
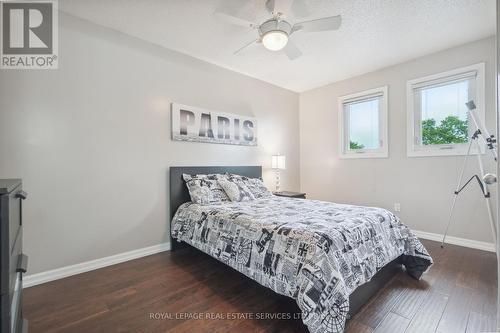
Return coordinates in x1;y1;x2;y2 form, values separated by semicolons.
394;203;401;212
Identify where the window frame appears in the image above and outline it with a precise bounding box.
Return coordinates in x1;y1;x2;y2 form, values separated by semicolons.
338;86;389;159
406;63;485;157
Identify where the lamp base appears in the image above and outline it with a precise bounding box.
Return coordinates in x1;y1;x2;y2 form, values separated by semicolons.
275;169;280;192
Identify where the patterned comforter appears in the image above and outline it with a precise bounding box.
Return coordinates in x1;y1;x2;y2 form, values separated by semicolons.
171;197;433;333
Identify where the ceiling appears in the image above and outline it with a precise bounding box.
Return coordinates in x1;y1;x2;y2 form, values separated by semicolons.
60;0;495;92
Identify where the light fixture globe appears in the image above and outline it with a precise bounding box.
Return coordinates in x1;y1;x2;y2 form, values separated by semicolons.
259;19;292;52
262;30;288;51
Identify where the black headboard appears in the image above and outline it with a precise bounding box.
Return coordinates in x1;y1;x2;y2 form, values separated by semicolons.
169;166;262;250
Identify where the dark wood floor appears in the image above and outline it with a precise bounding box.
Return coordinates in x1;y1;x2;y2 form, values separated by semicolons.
23;239;497;333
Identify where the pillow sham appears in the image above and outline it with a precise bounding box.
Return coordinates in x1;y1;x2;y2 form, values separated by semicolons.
218;178;255;202
182;173;230;204
226;174;273;199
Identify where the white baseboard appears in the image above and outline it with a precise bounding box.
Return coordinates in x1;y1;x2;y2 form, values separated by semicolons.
23;242;171;288
22;231;495;288
413;230;495;253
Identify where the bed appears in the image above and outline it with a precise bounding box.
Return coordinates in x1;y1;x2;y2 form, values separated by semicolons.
169;166;432;333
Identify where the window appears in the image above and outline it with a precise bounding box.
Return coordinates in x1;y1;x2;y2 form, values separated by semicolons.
338;86;388;159
407;63;485;157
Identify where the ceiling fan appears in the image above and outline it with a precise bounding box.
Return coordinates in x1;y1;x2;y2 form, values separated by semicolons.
213;0;342;60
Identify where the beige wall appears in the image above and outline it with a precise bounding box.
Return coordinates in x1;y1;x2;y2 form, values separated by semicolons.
0;14;300;274
299;36;496;243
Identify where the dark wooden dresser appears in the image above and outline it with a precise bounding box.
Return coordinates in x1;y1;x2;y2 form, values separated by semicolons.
0;179;28;333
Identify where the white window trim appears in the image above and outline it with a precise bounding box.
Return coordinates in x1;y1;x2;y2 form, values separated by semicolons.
338;86;389;159
406;63;486;157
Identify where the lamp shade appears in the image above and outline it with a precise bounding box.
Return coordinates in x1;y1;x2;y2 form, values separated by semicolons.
272;155;286;169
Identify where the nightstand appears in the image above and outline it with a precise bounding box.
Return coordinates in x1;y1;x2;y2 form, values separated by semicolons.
273;191;307;199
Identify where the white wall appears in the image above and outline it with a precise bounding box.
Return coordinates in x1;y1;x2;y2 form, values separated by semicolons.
299;36;496;244
0;13;300;274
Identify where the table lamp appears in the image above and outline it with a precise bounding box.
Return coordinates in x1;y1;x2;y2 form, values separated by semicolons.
271;154;286;192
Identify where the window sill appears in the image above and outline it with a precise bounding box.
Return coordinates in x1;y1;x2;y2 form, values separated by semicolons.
340;151;389;159
407;146;484;157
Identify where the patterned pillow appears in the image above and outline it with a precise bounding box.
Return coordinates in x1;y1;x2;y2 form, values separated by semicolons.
226;174;273;199
182;174;230;204
218;178;255;202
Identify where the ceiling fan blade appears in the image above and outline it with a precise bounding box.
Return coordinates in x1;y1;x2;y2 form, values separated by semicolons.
265;0;275;14
293;15;342;33
213;11;255;28
283;40;302;60
266;0;294;16
234;39;259;55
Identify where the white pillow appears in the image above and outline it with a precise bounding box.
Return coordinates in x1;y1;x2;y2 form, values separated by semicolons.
182;173;229;204
218;178;255;202
226;174;273;199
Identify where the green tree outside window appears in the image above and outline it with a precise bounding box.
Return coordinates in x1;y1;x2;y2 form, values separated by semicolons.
349;141;365;150
422;115;468;145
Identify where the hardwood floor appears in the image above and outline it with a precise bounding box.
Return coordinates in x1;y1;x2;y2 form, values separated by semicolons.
23;239;497;333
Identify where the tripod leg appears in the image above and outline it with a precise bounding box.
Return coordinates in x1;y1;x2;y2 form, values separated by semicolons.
472;140;497;244
442;138;474;248
442;194;459;248
485;193;497;243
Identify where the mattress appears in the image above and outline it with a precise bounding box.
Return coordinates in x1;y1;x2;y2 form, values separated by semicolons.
171;197;433;333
